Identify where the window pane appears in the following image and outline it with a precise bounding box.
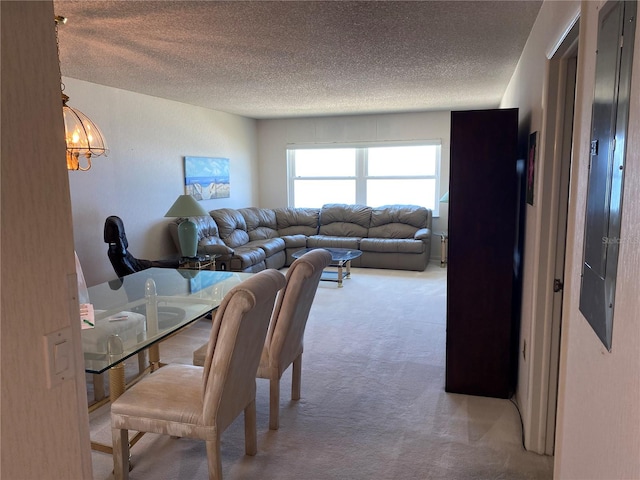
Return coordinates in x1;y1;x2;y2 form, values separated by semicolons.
293;179;356;208
367;179;436;209
368;145;437;176
293;149;356;177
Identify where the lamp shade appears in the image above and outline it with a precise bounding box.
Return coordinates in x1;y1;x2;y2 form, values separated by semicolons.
165;195;209;257
439;191;449;203
164;195;209;218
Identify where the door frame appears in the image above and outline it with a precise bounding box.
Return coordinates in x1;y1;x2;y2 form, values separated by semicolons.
526;18;579;455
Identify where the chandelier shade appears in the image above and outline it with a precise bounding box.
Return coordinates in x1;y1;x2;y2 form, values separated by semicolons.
62;93;109;171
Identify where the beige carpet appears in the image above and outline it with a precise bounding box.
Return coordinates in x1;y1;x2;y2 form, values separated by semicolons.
89;264;553;479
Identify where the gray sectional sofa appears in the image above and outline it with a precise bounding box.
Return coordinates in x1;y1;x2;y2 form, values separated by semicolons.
169;204;432;272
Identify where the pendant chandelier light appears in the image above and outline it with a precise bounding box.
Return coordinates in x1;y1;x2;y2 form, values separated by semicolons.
55;16;108;171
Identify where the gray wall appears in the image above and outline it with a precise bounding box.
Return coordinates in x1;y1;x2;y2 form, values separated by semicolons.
63;78;258;286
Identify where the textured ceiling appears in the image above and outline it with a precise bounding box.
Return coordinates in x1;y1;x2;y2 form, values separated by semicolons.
53;1;542;119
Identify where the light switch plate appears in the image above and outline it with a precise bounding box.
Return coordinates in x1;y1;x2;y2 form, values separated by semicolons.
43;326;75;388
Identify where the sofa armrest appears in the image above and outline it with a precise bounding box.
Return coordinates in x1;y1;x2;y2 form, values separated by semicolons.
414;228;431;241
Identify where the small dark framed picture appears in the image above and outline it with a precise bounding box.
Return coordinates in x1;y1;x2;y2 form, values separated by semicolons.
526;131;537;206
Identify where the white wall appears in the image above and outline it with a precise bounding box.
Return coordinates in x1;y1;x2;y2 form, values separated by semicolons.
553;1;640;478
1;2;92;478
256;111;451;258
500;0;581;453
503;0;640;477
63;78;258;286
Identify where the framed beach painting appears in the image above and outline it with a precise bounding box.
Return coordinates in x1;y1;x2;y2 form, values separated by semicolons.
184;156;230;200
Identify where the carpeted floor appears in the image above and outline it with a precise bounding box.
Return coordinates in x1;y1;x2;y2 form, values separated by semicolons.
89;264;554;479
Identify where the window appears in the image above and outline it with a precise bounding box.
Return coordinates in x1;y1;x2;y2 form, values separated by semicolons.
287;142;441;214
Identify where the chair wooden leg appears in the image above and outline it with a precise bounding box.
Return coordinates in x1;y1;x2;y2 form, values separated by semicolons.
205;435;223;480
137;351;146;374
244;399;257;455
269;376;280;430
93;373;105;401
112;427;130;480
292;354;302;401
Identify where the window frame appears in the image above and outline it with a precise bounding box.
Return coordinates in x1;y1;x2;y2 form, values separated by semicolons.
287;140;442;215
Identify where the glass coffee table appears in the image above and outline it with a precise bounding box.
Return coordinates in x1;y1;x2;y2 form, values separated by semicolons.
292;247;362;287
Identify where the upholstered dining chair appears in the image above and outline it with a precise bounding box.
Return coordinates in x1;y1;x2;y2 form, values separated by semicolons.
110;269;286;480
192;249;331;430
256;249;331;430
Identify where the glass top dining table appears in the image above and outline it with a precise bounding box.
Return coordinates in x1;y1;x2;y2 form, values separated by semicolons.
82;268;252;374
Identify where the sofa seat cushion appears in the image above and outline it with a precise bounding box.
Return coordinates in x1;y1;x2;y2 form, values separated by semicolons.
368;223;421;239
229;245;266;270
200;243;234;256
251;237;285;257
233;260;267;273
307;235;360;250
275;207;320;236
318;204;371;237
280;234;307;249
359;238;425;254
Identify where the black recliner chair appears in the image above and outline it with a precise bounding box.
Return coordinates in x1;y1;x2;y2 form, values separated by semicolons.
104;215;178;277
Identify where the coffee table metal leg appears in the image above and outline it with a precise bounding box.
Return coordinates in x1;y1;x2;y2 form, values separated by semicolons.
336;261;343;287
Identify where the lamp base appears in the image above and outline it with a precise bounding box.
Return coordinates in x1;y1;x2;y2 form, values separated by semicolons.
177;219;198;258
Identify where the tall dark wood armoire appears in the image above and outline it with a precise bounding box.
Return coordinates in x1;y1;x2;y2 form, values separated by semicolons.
445;108;522;399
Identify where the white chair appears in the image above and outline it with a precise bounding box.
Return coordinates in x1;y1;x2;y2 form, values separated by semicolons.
257;249;331;429
110;269;286;480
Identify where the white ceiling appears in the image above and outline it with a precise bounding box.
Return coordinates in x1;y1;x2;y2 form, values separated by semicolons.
53;1;542;120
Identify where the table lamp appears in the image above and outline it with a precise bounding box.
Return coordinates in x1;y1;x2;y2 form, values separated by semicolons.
164;194;209;258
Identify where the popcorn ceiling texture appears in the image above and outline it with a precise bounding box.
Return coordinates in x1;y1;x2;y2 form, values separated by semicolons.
53;1;542;119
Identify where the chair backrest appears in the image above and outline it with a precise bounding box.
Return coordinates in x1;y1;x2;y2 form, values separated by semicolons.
104;215;129;253
265;249;332;371
201;269;286;430
104;216;152;277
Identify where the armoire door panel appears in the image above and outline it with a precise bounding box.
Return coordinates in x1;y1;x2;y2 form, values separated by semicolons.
446;108;520;399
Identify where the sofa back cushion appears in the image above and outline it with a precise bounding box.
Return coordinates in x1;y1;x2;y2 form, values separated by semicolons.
318;204;371;237
189;215;218;240
238;207;280;242
210;208;250;248
275;207;320;236
368;205;431;238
